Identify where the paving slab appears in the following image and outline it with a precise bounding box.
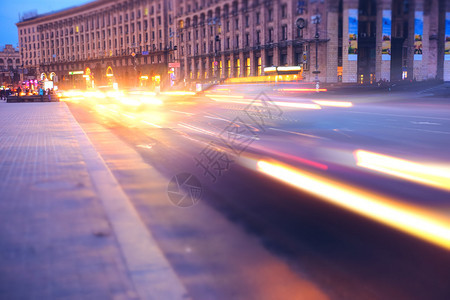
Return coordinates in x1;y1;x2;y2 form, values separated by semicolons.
0;103;187;299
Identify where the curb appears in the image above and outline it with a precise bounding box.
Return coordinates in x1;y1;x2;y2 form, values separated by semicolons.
63;103;189;300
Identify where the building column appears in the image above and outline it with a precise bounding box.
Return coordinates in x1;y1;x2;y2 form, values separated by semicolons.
239;51;245;77
183;57;189;81
287;45;295;66
376;0;392;82
221;53;226;79
230;53;235;77
250;50;256;77
261;49;267;75
411;0;427;81
443;0;450;81
426;0;440;80
273;47;280;67
191;58;196;81
342;0;359;83
326;3;339;83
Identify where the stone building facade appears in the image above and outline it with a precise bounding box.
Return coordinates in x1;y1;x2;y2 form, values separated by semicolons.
174;0;450;84
16;0;176;89
0;45;21;87
16;0;450;88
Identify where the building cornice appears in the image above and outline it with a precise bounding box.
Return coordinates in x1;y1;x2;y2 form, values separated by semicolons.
16;0;113;27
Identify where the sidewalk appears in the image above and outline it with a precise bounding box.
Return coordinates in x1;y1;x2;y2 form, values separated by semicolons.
0;102;187;299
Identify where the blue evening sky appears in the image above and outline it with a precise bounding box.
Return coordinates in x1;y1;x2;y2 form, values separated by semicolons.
0;0;93;48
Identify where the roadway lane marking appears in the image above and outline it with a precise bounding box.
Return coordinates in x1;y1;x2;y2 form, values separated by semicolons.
269;127;325;139
346;111;450;121
375;124;450;135
204;115;232;122
410;121;441;126
141;120;162;128
407;128;450;135
170;110;195;115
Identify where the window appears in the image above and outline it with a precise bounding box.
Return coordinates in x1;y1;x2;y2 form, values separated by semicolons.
268;28;273;42
282;25;288;40
281;53;287;65
281;4;287;19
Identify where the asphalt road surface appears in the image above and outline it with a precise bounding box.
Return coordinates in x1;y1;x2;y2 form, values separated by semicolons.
67;83;450;300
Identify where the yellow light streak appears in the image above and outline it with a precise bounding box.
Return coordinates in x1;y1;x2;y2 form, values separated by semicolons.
141;120;162;128
140;96;163;105
121;113;136;119
278;88;328;92
161;91;196;96
205;94;244;99
178;123;216;136
84;91;106;99
208;96;322;110
119;98;141;106
355;150;450;192
313;100;353;107
257;160;450;250
273;101;322;110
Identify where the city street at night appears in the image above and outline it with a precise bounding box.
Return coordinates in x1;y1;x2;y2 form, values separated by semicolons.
1;0;450;299
4;82;448;299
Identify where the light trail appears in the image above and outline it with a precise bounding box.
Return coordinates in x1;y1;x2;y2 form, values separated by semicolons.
256;160;450;250
141;120;162;128
161;91;196;96
170;110;195;116
121;113;136;119
269;128;324;140
354;150;450;192
273;101;322;110
278;88;328;92
178;123;217;136
208;96;322;110
204;115;232;122
313;100;353;108
205;94;245;99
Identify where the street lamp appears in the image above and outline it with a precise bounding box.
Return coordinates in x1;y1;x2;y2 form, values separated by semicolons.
312;13;321;92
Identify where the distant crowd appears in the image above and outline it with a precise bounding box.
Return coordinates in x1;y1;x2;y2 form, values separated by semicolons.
0;87;56;100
